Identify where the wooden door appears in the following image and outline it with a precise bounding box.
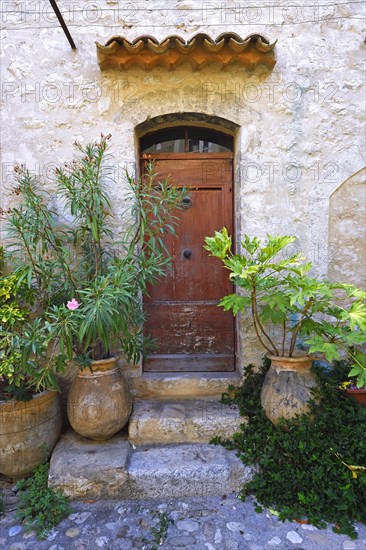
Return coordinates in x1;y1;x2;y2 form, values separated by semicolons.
143;153;235;372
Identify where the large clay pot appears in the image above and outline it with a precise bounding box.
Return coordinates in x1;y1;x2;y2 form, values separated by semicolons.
67;357;132;441
260;355;319;426
0;390;62;479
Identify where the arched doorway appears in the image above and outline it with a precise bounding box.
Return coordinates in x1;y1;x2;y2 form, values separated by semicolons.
140;125;235;373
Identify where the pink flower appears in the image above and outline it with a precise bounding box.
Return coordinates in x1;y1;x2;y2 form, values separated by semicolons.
67;298;80;310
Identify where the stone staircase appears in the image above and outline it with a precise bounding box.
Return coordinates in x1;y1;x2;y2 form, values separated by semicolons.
49;399;252;500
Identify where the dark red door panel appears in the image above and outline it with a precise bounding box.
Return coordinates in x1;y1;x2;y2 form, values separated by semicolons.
143;157;235;372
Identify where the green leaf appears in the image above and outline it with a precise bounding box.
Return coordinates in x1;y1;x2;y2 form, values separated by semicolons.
257;235;297;262
305;336;340;362
219;294;249;315
260;305;287;324
347;301;366;331
332;283;366;300
241;234;261;255
204;228;232;259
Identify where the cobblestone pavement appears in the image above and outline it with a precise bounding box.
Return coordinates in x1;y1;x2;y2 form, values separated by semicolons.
1;482;365;550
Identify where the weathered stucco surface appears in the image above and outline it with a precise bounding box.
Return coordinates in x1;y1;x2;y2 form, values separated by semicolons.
328;167;366;288
1;1;365;379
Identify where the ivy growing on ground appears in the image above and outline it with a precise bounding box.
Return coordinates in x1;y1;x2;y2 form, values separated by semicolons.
16;463;72;538
213;359;366;538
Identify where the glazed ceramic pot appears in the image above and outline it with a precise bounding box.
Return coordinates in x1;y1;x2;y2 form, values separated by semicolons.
260;355;319;426
67;357;132;440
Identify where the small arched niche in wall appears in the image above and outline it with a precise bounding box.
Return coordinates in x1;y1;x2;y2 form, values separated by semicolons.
328;167;366;288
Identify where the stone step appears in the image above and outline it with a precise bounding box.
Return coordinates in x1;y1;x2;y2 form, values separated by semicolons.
127;370;242;400
49;431;254;500
124;442;253;500
128;399;244;445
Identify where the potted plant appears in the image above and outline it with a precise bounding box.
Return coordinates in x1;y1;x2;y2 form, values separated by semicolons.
0;249;62;479
340;380;366;407
204;230;366;425
338;352;366;407
5;135;187;440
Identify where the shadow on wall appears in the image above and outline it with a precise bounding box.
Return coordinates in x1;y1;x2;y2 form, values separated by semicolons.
328;167;366;288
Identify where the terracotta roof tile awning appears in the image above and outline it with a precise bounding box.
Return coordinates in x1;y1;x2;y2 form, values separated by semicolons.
96;33;277;71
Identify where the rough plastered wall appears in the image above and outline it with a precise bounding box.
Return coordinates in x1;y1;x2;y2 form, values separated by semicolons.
328;167;366;288
1;0;365;367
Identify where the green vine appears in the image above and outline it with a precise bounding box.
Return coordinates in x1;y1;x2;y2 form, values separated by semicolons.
213;359;366;538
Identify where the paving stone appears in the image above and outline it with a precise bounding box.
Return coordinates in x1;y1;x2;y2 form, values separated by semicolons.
166;534;197;546
49;431;130;499
176;519;199;531
68;511;91;524
46;528;58;541
286;530;304;544
306;531;336;544
128;399;244;444
65;527;80;537
105;521;119;529
22;530;36;539
95;536;109;547
214;527;223;543
116;525;129;538
226;521;245;532
1;492;365;550
8;525;22;537
203;519;216;539
195;509;212;517
267;536;282;545
131;539;144;549
15;543;39;550
300;523;318;531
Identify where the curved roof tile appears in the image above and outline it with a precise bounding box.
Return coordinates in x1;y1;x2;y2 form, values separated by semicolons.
96;33;277;71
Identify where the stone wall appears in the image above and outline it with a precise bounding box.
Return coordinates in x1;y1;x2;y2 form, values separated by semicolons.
1;0;365;368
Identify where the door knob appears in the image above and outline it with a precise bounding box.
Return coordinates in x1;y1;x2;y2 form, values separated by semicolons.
182;197;192;209
183;249;192;259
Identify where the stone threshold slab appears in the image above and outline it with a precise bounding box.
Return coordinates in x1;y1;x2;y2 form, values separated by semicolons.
127;370;242;400
128;399;245;445
49;431;254;500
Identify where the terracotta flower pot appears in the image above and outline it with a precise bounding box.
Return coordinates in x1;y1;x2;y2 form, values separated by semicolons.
260;355;319;426
345;388;366;407
0;390;62;479
67;357;132;441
